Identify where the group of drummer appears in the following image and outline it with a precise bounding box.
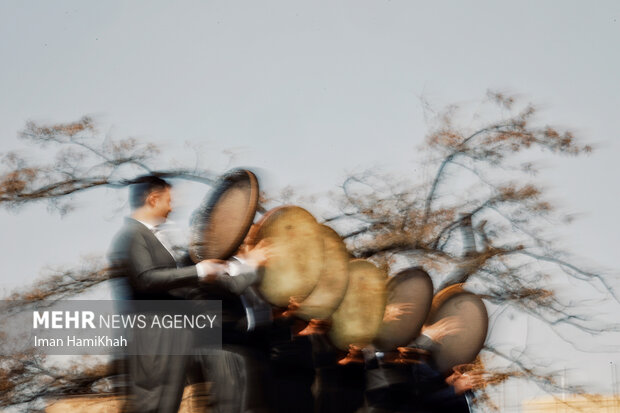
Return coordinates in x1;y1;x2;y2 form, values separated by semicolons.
109;170;487;413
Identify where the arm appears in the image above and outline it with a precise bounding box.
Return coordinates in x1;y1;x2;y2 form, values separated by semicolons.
408;333;440;353
409;316;463;352
123;231;199;293
211;240;272;295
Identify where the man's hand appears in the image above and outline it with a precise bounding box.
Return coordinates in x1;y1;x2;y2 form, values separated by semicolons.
197;259;227;282
237;239;273;268
421;316;463;343
446;369;486;394
383;303;416;322
282;295;302;317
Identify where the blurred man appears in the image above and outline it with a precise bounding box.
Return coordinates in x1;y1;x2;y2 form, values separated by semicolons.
363;317;466;413
108;175;267;413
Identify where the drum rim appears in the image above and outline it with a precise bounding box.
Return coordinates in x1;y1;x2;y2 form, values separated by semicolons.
386;266;433;292
190;168;259;262
328;258;387;350
426;283;489;373
374;267;434;350
294;223;350;321
426;283;487;323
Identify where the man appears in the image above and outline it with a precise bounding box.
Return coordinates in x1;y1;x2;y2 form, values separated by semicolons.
363;316;467;413
108;175;267;413
109;175;264;299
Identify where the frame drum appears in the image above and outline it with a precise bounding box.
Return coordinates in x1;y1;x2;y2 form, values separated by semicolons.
247;206;324;307
189;169;259;262
293;225;350;321
425;284;488;373
373;267;433;351
329;259;387;351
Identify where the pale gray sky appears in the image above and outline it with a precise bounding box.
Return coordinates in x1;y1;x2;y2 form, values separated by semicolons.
1;1;619;410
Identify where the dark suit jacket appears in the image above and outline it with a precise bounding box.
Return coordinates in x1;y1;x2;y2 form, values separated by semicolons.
107;218;204;413
108;217;199;300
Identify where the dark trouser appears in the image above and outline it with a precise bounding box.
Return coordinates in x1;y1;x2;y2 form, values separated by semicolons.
126;323;271;413
267;332;316;413
315;364;366;413
364;362;470;413
125;327;193;413
205;346;272;413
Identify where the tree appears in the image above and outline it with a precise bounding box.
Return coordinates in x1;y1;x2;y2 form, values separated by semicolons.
0;92;614;411
324;91;614;408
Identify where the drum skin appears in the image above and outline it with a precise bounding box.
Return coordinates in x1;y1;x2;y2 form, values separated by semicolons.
294;225;350;321
189;169;259;262
425;284;488;373
247;206;324;307
373;267;433;351
329;259;387;351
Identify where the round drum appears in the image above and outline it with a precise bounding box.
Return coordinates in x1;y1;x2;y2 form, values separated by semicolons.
189;169;259;262
425;284;488;373
328;259;387;351
373;267;433;351
293;225;350;321
247;206;324;307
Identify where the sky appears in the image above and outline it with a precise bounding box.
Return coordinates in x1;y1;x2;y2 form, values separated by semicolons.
1;1;619;410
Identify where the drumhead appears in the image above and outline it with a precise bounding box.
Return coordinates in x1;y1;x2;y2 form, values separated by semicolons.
247;206;324;307
425;284;488;373
293;225;350;321
329;259;387;351
373;267;433;351
189;169;259;262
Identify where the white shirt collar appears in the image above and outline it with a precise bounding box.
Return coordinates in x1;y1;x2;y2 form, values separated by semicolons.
132;217;163;231
135;219;155;231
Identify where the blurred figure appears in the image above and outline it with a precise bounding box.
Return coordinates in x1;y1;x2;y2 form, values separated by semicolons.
445;365;486;396
363;317;466;413
108;175;267;413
